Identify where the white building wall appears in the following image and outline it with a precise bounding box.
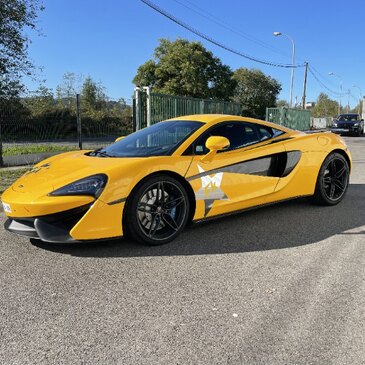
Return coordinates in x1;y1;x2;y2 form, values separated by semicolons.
311;117;333;129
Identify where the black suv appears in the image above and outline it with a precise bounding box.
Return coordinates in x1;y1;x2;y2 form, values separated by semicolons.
331;113;364;136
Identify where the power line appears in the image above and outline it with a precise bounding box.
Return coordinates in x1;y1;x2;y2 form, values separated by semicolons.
172;0;291;60
141;0;305;69
308;66;347;97
309;64;340;89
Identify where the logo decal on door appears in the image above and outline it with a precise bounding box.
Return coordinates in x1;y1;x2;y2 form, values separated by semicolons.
194;165;228;217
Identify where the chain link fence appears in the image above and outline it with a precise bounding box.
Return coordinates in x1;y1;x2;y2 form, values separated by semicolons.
0;97;132;167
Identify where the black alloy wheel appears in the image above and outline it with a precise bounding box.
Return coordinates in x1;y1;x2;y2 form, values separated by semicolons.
311;152;349;206
125;175;189;245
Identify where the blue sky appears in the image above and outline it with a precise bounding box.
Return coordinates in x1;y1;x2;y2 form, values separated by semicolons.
25;0;365;107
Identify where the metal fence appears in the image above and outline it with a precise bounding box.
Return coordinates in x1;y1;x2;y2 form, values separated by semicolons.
0;97;132;167
266;107;311;131
134;88;242;130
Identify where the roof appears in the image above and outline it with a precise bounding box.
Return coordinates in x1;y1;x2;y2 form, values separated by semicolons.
167;114;296;133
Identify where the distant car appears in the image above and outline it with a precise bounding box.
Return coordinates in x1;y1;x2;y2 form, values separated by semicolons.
331;113;364;136
2;114;352;246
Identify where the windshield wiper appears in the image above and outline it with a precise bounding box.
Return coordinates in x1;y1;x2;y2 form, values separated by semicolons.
89;148;115;157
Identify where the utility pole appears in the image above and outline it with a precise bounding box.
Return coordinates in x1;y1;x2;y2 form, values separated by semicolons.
301;62;308;109
76;94;82;150
347;90;350;113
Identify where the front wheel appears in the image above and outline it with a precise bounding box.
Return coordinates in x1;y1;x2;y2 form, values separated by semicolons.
310;152;349;206
124;175;189;245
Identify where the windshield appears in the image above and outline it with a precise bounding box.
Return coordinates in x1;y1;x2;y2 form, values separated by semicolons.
91;120;204;157
337;114;359;122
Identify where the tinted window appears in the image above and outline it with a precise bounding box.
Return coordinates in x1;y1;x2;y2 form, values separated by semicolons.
257;125;284;141
337;114;359;122
192;122;261;155
90;121;203;157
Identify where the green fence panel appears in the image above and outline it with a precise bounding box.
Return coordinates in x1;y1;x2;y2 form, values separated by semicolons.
266;107;310;131
150;93;241;125
134;90;242;128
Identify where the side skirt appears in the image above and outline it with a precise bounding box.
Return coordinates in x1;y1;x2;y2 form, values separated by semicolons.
192;195;313;224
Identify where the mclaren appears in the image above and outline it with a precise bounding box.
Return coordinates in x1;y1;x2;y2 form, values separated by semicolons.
1;114;351;245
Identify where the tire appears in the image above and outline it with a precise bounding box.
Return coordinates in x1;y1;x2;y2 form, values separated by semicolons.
310;152;349;206
124;175;189;245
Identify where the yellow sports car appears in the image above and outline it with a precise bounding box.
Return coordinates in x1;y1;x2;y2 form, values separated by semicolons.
1;114;351;245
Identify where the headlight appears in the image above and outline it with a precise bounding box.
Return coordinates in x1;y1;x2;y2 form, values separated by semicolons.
333;123;337;127
354;122;359;126
49;174;108;197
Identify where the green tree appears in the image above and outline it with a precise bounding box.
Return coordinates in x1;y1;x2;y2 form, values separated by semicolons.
133;38;236;100
0;0;44;98
277;99;289;108
56;72;80;108
82;77;98;110
312;93;339;117
24;85;54;116
81;76;107;112
232;68;281;118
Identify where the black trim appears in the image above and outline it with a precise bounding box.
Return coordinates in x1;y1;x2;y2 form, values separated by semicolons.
4;218;38;238
186;151;302;181
4;204;92;243
107;197;127;206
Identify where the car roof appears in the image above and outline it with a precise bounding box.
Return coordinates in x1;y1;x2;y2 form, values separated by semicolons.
166;114;295;133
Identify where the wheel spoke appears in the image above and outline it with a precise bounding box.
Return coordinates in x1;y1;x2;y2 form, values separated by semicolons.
335;165;346;178
165;196;185;209
329;183;336;198
156;181;165;205
162;213;179;231
334;180;345;192
148;214;160;238
330;160;337;175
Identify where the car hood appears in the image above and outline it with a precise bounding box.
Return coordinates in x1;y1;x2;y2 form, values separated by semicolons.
10;150;154;195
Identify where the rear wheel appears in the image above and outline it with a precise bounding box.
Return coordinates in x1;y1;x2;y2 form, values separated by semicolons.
125;175;189;245
310;152;349;206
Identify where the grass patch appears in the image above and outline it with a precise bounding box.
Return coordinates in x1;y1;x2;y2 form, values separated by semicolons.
0;168;31;195
3;145;77;156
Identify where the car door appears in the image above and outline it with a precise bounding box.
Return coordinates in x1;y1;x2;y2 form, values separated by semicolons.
185;121;287;219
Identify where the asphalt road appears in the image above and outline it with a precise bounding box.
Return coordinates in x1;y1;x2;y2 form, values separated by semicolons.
1;136;364;365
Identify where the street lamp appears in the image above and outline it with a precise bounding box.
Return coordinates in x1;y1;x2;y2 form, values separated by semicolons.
328;72;343;115
273;31;295;108
352;84;363;115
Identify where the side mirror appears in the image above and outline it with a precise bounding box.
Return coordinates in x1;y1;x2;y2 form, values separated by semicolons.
115;136;125;142
201;136;230;163
205;136;230;151
361;119;364;122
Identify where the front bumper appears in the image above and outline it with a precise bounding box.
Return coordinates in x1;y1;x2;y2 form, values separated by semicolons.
4;205;92;243
3;199;125;243
331;126;360;134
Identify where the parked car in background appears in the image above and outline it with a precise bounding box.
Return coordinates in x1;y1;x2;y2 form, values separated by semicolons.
331;113;364;136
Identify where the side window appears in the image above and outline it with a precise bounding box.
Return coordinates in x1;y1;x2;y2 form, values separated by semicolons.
192;122;261;155
257;126;284;141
